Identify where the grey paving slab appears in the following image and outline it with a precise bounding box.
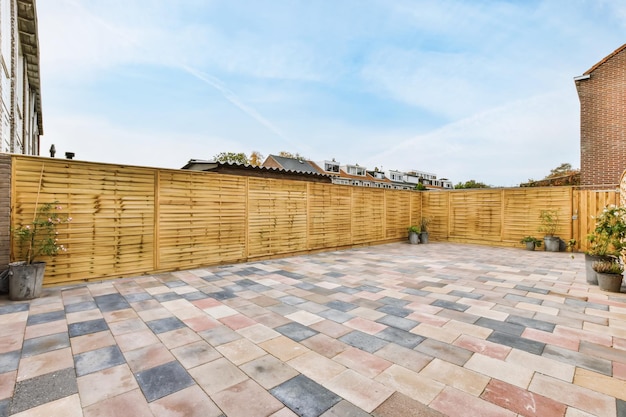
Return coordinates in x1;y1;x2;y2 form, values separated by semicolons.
26;310;65;325
68;318;109;337
275;322;319;342
74;345;125;376
135;361;194;402
0;350;20;373
22;332;70;357
271;374;341;417
93;293;131;312
146;316;186;334
486;331;546;355
64;301;97;313
339;330;388;353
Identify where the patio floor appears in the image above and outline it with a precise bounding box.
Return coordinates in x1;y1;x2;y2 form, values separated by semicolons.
1;242;625;417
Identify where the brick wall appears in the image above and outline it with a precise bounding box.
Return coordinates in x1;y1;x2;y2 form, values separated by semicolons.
576;44;626;188
0;154;11;270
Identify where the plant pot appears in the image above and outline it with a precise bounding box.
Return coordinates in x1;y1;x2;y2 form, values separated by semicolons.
584;254;609;285
419;232;429;244
8;262;45;301
544;236;560;252
596;272;623;292
525;241;536;251
408;232;419;244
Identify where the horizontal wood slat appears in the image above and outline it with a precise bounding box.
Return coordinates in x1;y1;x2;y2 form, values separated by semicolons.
8;156;618;285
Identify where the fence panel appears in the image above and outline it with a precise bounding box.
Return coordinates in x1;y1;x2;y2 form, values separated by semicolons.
449;189;502;241
385;190;411;239
248;177;308;258
575;189;619;251
12;157;155;285
351;187;385;244
308;183;352;249
158;170;247;270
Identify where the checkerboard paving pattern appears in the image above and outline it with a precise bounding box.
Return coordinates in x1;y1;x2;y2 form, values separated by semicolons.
1;242;626;416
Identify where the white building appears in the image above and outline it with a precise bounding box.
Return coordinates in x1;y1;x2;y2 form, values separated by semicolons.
0;0;43;156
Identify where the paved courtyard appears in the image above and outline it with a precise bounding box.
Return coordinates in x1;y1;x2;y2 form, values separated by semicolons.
1;242;626;417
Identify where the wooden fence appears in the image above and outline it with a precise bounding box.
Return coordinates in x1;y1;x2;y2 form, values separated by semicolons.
7;155;619;286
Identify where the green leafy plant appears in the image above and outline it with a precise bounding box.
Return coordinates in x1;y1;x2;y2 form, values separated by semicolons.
520;236;542;247
538;209;559;236
420;217;432;233
13;201;71;264
587;205;626;257
592;258;624;275
407;225;421;234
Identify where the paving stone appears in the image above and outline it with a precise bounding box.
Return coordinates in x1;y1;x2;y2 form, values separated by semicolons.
135;361;194;402
487;331;545;355
504;293;543;305
376;327;424;349
74;345;126;376
9;367;77;414
448;290;483;300
26;310;65;326
0;303;29;315
163;280;187;288
505;315;555;332
275;322;318;342
475;317;525;336
376;314;419;331
414;339;473;366
181;291;209;301
207;290;237;300
339;331;388;353
153;292;182;302
146;317;186;334
271;374;341;417
542;345;613;376
376;305;412;318
321;400;371;417
0;399;8;417
22;332;70;357
431;300;470;312
64;301;97;313
317;309;354;323
326;300;358;312
402;288;431;297
68;318;109;337
94;294;131;312
356;285;384;293
378;297;411;307
618;398;626;417
0;350;20;373
279;296;308;305
513;285;550;295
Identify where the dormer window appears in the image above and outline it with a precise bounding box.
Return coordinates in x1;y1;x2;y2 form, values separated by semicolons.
324;161;340;173
347;165;366;176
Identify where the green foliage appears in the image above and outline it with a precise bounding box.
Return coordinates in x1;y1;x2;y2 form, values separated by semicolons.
586;205;626;257
213;152;249;164
407;225;421;234
414;183;426;191
420;217;431;233
538;209;559;236
13;202;71;264
278;151;308;160
547;163;573;178
520;236;542;247
454;180;490;189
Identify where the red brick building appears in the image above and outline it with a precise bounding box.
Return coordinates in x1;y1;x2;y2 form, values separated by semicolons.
575;43;626;189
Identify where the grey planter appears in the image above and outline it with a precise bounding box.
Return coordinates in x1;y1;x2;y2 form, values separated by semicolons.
419;232;429;244
8;262;45;301
408;232;419;244
525;241;536;251
597;272;623;292
584;254;609;285
544;236;560;252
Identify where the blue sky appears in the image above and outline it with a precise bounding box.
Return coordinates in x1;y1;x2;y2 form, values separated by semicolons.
38;1;624;186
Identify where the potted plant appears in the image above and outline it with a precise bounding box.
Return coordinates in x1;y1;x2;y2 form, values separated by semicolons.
407;225;420;244
585;205;626;285
538;209;560;252
520;236;542;251
9;201;71;300
592;258;623;292
419;217;431;244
